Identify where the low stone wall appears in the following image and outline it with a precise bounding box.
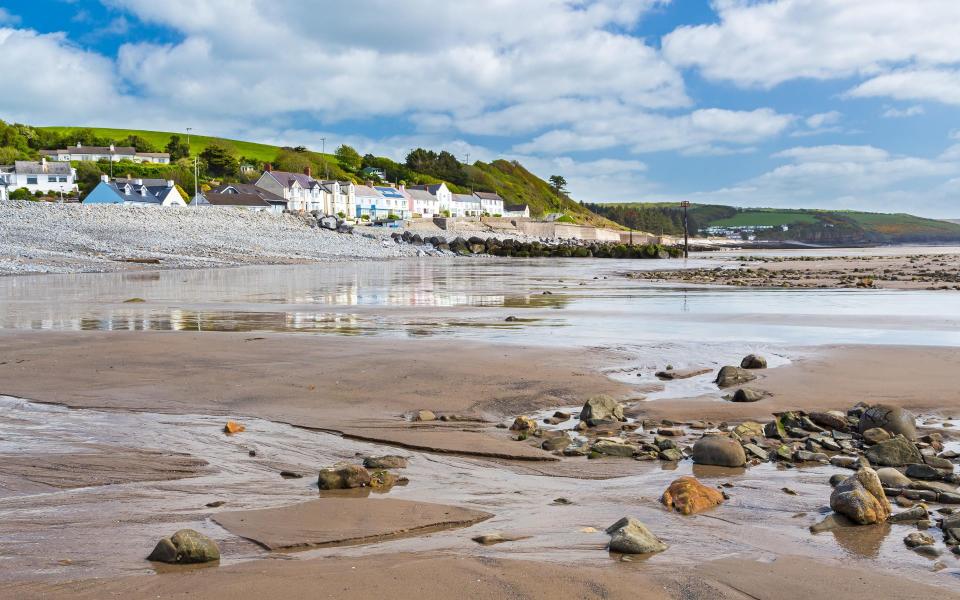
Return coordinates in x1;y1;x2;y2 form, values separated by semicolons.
619;231;660;245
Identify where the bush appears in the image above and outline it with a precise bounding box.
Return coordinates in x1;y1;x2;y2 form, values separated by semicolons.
336;211;345;218
441;209;451;217
360;214;370;221
387;213;400;220
9;187;32;200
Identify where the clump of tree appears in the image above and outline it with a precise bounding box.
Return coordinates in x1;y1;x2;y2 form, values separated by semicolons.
335;144;361;171
199;143;239;178
405;148;467;185
165;135;190;161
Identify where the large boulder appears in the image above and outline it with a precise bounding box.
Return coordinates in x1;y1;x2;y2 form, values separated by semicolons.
509;416;539;432
740;354;767;369
808;411;848;432
318;463;371;490
579;395;625;423
148;529;220;564
605;517;667;554
829;467;892;525
731;388;764;402
660;477;725;515
591;438;636;457
875;467;912;488
858;404;917;441
319;216;339;230
864;435;923;467
692;435;746;467
714;366;756;388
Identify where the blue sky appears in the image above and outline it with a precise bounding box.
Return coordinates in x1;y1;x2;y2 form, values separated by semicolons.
2;0;960;217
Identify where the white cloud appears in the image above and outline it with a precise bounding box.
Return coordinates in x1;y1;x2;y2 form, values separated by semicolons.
848;69;960;106
663;0;960;91
0;8;20;25
514;107;794;155
881;105;925;118
805;111;841;129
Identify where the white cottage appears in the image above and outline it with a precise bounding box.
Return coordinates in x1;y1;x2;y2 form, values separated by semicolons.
255;167;324;212
0;159;78;196
407;183;452;216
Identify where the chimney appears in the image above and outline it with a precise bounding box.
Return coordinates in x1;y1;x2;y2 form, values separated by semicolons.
304;166;312;177
135;178;143;186
265;163;273;172
100;174;109;183
166;179;174;188
399;183;405;192
109;144;115;152
366;180;374;186
76;142;82;148
41;157;47;170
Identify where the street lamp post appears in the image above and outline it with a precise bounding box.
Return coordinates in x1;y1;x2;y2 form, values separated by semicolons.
680;201;690;258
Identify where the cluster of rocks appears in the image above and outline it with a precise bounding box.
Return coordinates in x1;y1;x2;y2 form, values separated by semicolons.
317;457;409;491
298;210;354;234
389;230;682;259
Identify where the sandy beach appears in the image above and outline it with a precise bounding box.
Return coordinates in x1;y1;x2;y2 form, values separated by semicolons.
1;253;959;599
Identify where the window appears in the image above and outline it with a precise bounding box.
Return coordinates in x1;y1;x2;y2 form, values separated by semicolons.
27;176;38;185
59;177;68;183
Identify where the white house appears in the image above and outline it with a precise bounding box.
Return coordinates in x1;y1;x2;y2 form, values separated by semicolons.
320;180;356;217
450;193;482;217
353;184;388;219
408;183;452;216
0;159;78;196
474;191;505;216
406;188;440;217
83;175;186;206
42;143;170;164
255;167;324;212
503;204;531;218
374;185;411;219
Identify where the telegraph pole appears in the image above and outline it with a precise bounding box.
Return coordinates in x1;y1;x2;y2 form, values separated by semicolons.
186;127;192;155
321;138;328;179
680;200;690;258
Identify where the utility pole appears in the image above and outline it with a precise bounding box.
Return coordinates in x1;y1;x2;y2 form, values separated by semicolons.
193;156;199;207
186;127;192;156
321;138;328;180
680;200;690;258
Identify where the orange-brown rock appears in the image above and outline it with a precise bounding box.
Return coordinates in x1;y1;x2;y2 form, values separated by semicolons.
224;420;245;434
660;476;725;515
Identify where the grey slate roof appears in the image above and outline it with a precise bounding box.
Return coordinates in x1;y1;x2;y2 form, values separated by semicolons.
504;204;529;212
99;181;180;204
266;170;321;190
408;183;444;195
474;191;504;201
44;146;136;155
14;161;72;175
353;184;383;198
200;192;272;207
115;177;169;187
406;189;437;201
211;182;285;202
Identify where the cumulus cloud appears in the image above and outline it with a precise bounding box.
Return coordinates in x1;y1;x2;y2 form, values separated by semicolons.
514;107;794;155
881;105;925;118
662;0;960;94
848;69;960;106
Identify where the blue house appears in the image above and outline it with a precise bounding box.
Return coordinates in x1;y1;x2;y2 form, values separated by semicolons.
83;175;187;207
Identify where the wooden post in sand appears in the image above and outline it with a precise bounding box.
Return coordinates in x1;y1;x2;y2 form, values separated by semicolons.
680;200;690;258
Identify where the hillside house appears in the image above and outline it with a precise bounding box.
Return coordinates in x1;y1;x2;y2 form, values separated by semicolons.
193;183;287;213
42;142;170;164
474;191;504;216
83;175;186;206
451;193;481;217
320;180;356;217
406;188;440;217
408;183;452;215
503;204;530;218
0;159;78;196
374;185;412;219
255;166;323;212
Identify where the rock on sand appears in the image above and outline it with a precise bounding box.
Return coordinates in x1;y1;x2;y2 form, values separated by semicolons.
148;529;220;564
714;366;756;388
579;395;625;422
660;476;725;515
692;435;746;467
858;404;917;441
605;517;667;554
829;467;891;525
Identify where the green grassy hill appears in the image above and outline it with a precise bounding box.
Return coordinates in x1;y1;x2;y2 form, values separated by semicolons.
34;125;618;226
590;202;960;244
40;126;282;163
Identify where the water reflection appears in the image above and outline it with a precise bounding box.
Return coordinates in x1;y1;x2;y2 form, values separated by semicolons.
1;259;959;346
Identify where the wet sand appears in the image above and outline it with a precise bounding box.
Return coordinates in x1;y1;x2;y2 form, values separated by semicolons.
5;552;958;600
213;498;492;550
0;330;628;460
2;258;960;598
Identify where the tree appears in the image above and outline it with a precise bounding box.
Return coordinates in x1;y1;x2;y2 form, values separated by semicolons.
75;161;104;196
548;175;567;197
165;135;190;161
116;135;159;153
199;143;239;178
335;144;361;171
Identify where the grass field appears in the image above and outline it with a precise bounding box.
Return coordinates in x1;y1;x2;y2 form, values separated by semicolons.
39;126;296;163
710;210;819;227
